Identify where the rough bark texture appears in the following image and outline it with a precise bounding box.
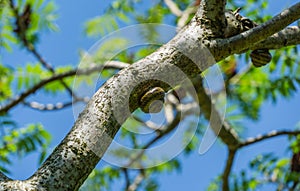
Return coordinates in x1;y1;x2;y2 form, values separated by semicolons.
1;1;300;190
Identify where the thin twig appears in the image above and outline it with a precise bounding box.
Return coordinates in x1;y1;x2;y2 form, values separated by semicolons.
122;168;131;190
28;45;76;98
9;1;75;98
22;97;89;111
131;116;162;134
229;64;252;85
239;130;300;148
164;0;182;17
177;6;198;29
127;169;145;191
125;111;182;168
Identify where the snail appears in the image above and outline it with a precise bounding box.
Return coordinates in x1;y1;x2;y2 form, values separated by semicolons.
250;49;272;67
139;87;165;113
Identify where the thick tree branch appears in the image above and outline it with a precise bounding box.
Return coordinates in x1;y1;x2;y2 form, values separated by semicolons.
0;173;11;182
4;3;298;115
195;0;227;38
239;130;300;148
0;61;129;114
2;2;300;190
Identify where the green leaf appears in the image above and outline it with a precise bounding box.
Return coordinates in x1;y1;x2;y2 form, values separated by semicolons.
0;123;51;171
84;15;119;37
276;158;289;168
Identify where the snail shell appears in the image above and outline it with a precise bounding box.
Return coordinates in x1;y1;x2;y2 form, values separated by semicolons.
241;18;257;30
140;87;165;113
250;49;272;67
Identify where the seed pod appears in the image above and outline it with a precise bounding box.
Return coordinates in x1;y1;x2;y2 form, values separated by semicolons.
250;49;272;67
140;87;165;113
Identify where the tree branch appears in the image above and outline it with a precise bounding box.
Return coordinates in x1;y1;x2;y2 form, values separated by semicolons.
215;3;300;60
125;111;182;168
0;61;129;114
132;116;162;134
8;0;76;98
122;168;131;190
195;0;227;38
177;6;198;29
127;170;145;191
192;76;241;148
22;97;89;111
239;130;300;148
250;26;300;51
0;12;234;188
2;2;300;189
0;172;11;182
28;45;77;98
222;148;237;191
164;0;182;17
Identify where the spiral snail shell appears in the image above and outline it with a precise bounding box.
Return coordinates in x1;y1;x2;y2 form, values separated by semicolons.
250;49;272;67
139;87;165;113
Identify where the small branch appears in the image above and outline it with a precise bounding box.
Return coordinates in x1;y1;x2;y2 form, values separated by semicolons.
250;26;300;51
217;3;300;59
164;93;177;123
122;168;131;190
125;111;182;168
132;116;162;134
127;170;145;191
177;6;198;29
229;64;251;85
0;61;129;113
28;46;77;98
3;1;298;188
164;0;182;17
23;97;89;111
27;44;55;73
222;148;237;191
192;76;241;148
239;130;300;148
125;101;196;168
8;1;76;98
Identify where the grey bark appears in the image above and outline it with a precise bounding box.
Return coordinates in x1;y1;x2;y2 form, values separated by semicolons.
1;1;300;190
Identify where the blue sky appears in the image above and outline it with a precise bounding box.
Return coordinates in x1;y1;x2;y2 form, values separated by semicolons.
2;0;300;190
